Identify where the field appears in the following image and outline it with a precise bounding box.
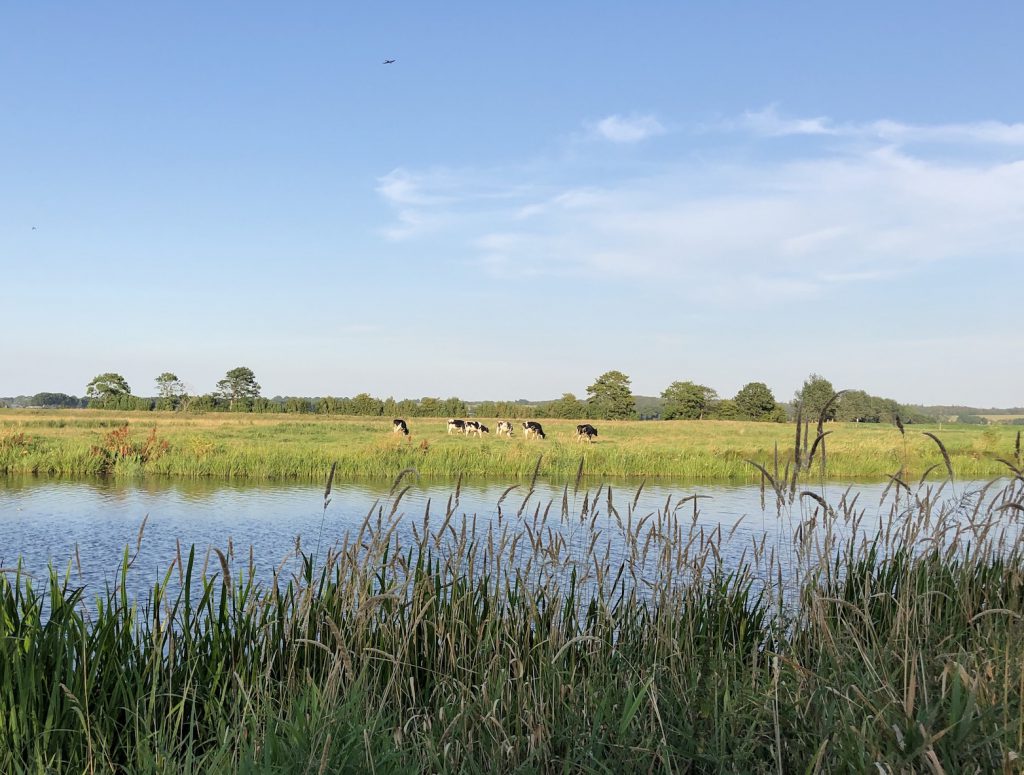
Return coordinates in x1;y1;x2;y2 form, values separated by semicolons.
1;408;1021;481
980;414;1024;423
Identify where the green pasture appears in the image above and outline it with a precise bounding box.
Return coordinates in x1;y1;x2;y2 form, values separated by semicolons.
0;408;1020;480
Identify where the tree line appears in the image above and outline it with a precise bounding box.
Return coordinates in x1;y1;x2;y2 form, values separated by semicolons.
2;368;939;424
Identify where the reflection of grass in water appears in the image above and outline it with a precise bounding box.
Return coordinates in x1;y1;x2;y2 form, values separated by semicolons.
2;447;1023;772
1;408;1022;480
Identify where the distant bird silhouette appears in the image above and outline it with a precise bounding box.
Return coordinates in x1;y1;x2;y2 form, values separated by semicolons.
382;59;396;64
31;226;36;230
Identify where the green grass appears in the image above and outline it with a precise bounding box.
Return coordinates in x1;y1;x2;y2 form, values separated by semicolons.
1;408;1020;481
1;461;1023;772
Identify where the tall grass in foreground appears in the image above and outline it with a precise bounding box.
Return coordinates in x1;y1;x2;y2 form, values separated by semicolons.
2;460;1023;772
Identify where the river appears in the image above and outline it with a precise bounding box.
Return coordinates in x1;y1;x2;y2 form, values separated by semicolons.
0;474;1015;600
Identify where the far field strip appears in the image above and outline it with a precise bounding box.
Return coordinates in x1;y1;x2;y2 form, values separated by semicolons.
0;409;1019;481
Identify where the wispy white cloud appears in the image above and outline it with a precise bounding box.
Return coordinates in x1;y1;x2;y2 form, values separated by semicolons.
377;110;1024;300
376;168;436;206
587;113;665;143
867;118;1024;146
737;105;1024;146
736;106;834;137
376;167;533;240
380;207;449;241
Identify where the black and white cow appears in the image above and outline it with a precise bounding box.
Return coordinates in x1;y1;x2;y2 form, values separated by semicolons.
447;419;467;434
392;418;409;436
522;421;546;440
575;423;598;442
463;420;490;436
495;420;514;437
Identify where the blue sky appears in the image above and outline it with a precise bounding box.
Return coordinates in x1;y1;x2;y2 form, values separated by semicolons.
2;2;1022;406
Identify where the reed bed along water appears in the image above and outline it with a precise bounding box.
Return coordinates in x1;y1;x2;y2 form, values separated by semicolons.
1;409;1019;480
2;451;1023;772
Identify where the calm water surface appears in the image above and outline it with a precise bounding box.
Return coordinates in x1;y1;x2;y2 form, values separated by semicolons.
0;474;1008;598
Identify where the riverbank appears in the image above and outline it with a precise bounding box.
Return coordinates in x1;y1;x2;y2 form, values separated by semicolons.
2;473;1021;772
1;408;1019;480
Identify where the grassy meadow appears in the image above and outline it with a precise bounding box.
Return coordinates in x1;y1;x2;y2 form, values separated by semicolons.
1;408;1020;481
2;466;1023;772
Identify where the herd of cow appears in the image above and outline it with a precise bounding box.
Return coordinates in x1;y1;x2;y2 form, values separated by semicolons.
390;418;599;442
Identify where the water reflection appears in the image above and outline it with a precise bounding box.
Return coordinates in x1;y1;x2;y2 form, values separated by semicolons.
0;474;1013;603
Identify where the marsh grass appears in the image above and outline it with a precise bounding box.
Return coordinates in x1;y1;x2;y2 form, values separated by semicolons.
2;437;1023;772
1;409;1020;481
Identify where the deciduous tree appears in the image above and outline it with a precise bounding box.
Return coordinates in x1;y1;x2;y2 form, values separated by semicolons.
283;397;312;413
661;381;717;420
442;397;468;417
711;398;740;420
216;367;261;411
86;373;131;400
31;392;81;408
835;390;874;422
351;393;384;416
155;372;187;410
155;372;185;399
418;397;443;417
796;374;837;421
734;382;779;420
546;393;588;419
586;371;636;420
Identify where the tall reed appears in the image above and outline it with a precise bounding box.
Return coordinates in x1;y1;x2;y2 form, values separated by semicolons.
1;448;1022;771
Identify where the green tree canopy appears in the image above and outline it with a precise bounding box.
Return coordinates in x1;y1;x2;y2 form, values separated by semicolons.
350;393;384;416
395;398;420;417
831;389;902;423
155;372;185;400
472;401;497;418
86;373;131;400
546;392;588;419
835;389;873;422
872;397;900;424
661;381;718;420
188;394;219;412
31;392;81;408
796;373;837;420
586;371;636;420
956;413;986;425
442;397;468;417
283;397;312;413
317;397;343;414
710;398;740;420
216;367;261;410
418;397;443;417
734;382;778;420
494;401;531;419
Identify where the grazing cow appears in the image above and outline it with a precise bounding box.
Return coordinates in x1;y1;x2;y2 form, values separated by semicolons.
522;421;546;440
495;420;514;437
464;420;490;436
576;423;598;442
392;418;409;436
447;419;466;434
